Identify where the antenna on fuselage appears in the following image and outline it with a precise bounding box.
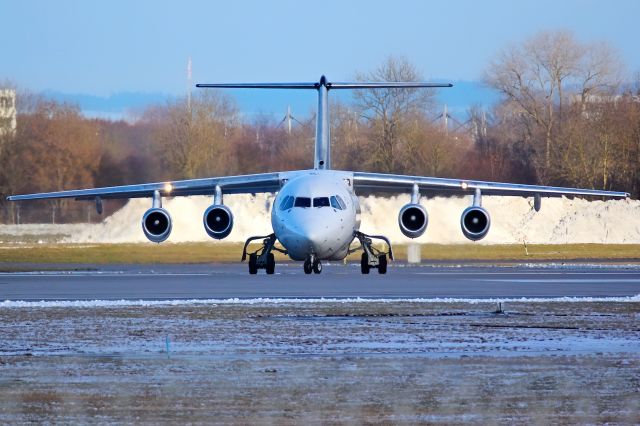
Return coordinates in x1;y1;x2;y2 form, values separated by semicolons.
196;77;453;170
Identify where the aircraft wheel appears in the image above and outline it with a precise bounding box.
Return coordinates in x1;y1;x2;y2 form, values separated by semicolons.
266;253;275;275
378;254;387;274
303;259;313;274
248;253;258;274
313;260;322;274
360;253;370;274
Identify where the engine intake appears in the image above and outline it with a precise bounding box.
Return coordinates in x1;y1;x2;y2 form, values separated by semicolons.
203;205;234;239
398;203;428;238
142;208;172;243
460;206;491;241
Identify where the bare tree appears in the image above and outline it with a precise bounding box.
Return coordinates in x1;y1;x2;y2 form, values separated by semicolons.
353;56;435;173
7;97;102;222
144;91;239;179
485;30;623;183
331;100;368;171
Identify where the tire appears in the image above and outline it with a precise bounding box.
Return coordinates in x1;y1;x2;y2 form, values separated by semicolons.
313;260;322;274
303;259;313;274
266;253;275;275
360;253;370;274
378;254;387;274
248;253;258;274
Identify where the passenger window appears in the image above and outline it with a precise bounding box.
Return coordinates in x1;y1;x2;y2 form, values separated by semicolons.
330;196;342;210
313;197;330;208
336;195;347;210
294;197;311;208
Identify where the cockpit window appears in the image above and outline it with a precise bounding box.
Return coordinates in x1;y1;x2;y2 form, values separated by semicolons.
279;195;289;210
313;197;330;208
280;195;294;210
330;196;342;210
294;197;311;208
335;195;347;210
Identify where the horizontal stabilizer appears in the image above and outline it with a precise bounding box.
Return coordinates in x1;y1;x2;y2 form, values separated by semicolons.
196;76;453;91
196;82;318;89
328;82;453;89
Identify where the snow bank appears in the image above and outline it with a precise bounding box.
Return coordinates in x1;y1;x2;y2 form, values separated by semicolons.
2;194;639;244
68;194;640;244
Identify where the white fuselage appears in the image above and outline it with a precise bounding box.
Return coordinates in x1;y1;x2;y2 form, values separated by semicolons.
271;171;360;261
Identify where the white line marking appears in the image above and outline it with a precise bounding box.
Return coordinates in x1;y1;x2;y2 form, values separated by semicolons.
481;279;640;283
2;271;639;278
414;271;640;276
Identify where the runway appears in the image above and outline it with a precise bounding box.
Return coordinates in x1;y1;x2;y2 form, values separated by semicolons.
2;262;640;423
1;263;640;301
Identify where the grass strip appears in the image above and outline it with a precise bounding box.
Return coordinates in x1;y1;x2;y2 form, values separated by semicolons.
0;243;638;264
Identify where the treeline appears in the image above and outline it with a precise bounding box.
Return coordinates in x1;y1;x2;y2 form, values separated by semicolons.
0;31;638;224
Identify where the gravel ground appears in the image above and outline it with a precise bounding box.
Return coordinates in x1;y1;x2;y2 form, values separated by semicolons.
1;300;639;424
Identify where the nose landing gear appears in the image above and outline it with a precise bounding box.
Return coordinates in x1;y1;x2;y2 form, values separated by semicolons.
353;231;393;274
241;233;286;275
303;255;322;274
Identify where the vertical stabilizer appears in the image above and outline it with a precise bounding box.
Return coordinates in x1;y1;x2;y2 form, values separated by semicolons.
314;75;330;170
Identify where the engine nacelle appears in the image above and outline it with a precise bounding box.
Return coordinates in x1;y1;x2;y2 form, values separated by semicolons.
203;205;234;239
398;203;428;239
142;208;172;243
460;206;491;241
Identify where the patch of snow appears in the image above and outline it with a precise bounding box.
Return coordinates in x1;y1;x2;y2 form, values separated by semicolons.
2;294;639;309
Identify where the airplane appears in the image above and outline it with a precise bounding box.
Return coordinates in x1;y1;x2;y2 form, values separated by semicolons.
7;76;630;275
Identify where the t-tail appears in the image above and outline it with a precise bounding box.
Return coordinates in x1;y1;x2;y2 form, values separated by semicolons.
196;76;452;170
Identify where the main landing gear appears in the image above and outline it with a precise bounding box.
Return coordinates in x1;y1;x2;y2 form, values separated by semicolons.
351;231;394;274
241;233;287;275
303;255;322;275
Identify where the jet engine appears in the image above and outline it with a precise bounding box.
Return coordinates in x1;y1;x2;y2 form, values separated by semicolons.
142;207;172;243
398;203;428;238
460;206;491;241
203;204;234;239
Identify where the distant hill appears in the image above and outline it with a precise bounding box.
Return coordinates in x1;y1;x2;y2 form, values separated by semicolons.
44;80;501;122
42;91;169;121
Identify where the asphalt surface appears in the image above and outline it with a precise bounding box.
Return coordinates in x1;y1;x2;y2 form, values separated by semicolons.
1;263;640;300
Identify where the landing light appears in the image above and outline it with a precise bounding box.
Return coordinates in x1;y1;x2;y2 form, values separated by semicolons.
164;183;173;193
461;182;468;190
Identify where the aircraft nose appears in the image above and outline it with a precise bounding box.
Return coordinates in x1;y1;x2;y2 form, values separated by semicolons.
284;214;326;253
293;220;324;248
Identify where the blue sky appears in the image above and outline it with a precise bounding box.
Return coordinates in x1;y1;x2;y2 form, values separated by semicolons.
2;0;640;116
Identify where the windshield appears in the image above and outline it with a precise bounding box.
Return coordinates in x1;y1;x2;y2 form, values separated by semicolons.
294;197;311;208
313;197;330;207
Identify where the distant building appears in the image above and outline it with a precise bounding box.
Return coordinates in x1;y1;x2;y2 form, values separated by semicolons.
0;89;17;136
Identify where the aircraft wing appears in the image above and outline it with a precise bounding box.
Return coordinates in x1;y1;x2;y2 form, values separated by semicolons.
6;172;283;201
352;172;630;199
